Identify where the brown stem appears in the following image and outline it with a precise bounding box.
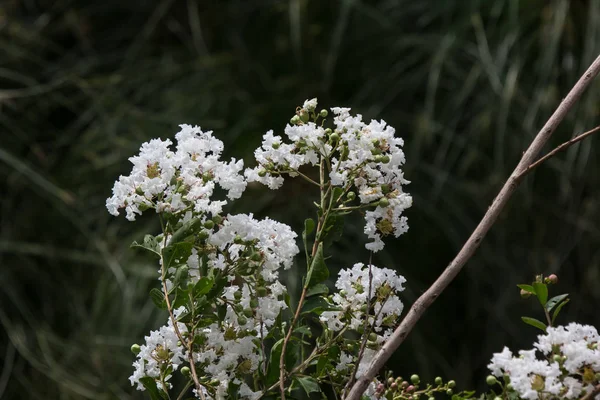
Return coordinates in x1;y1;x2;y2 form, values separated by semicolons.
345;54;600;400
581;384;600;400
516;125;600;179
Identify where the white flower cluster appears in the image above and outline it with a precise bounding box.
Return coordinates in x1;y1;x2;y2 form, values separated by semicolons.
328;108;412;252
245;98;412;251
488;323;600;399
131;212;299;399
130;307;188;391
106;125;246;221
320;263;406;378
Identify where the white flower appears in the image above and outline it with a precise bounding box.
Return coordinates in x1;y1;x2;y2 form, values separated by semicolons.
303;98;318;111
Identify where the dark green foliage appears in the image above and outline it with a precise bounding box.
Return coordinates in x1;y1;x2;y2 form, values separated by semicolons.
1;0;600;398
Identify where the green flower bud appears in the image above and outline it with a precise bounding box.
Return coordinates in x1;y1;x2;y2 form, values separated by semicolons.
381;184;391;194
243;308;254;318
237;359;252;374
258;169;268;177
346;192;356;201
486;375;498;386
446;389;453;396
369;332;378;341
234;235;244;244
371;148;382;156
234;304;244;313
531;374;544;391
290;115;301;125
324;128;332;135
410;374;420;385
212;214;223;225
256;286;268;297
319;109;328;118
250;252;263;262
367;340;379;349
272;142;280;149
202;172;212;183
378;197;390;208
234;291;243;300
203;220;215;229
237;315;248;325
130;344;141;355
224;327;236;341
181;366;191;376
299;110;310;123
434;377;443;385
429;397;435;400
448;380;456;388
380;155;390;164
197;230;209;241
553;354;561;363
250;298;259;308
330;133;340;142
494;397;503;400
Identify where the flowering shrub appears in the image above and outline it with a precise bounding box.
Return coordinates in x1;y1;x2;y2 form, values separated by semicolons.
108;99;600;400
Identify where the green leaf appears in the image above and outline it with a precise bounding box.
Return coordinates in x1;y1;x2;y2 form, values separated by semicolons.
332;186;345;203
139;377;164;400
294;326;312;336
266;339;284;386
545;294;569;312
516;284;535;294
306;243;328;288
130;234;161;258
532;282;548;306
316;354;329;376
322;214;344;249
170;217;203;244
162;242;193;270
303;218;316;239
521;316;547;332
295;376;321;396
306;283;329;297
149;288;167;309
551;298;570;324
193;277;214;298
301;296;333;315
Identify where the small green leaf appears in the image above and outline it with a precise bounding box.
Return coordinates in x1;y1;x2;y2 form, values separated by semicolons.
306;243;328;288
149;288;167;309
162;242;193;270
295;376;321;396
332;187;345;203
303;218;316;238
516;284;535;294
532;282;548;306
551;298;570;325
130;235;161;258
170;217;203;244
266;339;284;386
301;296;333;315
545;294;569;312
316;354;329;376
294;326;312;336
193;277;214;297
306;283;329;297
139;377;163;400
322;215;344;249
521;316;547;332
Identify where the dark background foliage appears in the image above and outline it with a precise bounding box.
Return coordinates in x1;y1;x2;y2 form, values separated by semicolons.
1;0;599;398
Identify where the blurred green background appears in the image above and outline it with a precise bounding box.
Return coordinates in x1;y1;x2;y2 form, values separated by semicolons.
1;0;600;398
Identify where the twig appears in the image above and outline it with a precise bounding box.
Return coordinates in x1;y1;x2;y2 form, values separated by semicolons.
345;54;600;400
516;125;600;179
581;383;600;400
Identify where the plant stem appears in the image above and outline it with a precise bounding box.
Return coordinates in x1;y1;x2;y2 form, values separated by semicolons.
345;54;600;400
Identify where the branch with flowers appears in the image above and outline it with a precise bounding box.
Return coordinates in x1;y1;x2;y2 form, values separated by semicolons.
107;55;600;400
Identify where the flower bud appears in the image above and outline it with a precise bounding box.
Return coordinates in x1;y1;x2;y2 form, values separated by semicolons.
299;110;310;123
324;128;332;135
203;220;215;229
446;389;453;396
406;385;415;393
212;214;223;225
258;169;268;177
531;374;544;391
378;198;390;208
237;315;248;325
197;230;209;241
290;115;301;125
330;133;340;142
256;286;268;297
410;374;420;385
520;289;532;299
380;155;390;164
434;377;443;385
272;142;280;149
486;375;498;386
181;366;191;376
319;109;328;118
346;192;356;201
234;235;244;244
368;332;378;341
448;380;456;388
130;344;141;355
547;274;558;284
250;298;259;308
250;252;263;262
243;308;254;318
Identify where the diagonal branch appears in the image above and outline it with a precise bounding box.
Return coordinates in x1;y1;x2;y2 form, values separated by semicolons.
344;54;600;400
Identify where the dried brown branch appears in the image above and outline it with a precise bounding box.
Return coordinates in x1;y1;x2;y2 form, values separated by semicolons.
345;54;600;400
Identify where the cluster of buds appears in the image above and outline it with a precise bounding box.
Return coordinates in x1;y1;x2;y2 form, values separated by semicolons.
375;374;458;400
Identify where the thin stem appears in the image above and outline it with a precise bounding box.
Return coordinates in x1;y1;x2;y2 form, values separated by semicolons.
581;384;600;400
516;125;600;179
345;54;600;400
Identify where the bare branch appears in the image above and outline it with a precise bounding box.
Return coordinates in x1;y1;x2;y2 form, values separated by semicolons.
345;54;600;400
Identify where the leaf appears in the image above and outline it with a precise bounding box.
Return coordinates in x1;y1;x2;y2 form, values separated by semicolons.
552;298;570;324
162;242;193;270
532;282;548;306
332;186;345;203
306;243;328;288
306;283;329;297
193;277;214;298
265;339;283;386
322;214;345;249
521;316;547;332
295;376;321;396
130;234;161;258
316;354;329;376
294;326;312;336
516;284;535;294
169;217;202;244
139;377;164;400
545;294;569;312
301;296;332;315
149;288;167;310
303;218;315;264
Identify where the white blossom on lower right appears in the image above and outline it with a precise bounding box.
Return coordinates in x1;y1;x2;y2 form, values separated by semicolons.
488;323;600;399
